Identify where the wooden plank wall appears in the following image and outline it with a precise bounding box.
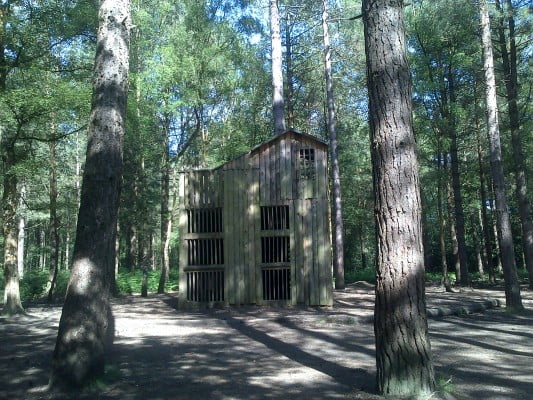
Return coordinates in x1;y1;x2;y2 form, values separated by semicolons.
179;132;332;307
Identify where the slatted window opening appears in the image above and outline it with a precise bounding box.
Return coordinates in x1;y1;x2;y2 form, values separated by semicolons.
261;205;290;230
186;270;225;302
187;208;223;233
299;148;316;179
187;239;224;265
261;236;290;264
262;267;291;301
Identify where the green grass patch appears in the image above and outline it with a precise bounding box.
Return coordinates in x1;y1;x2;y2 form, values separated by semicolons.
345;268;376;284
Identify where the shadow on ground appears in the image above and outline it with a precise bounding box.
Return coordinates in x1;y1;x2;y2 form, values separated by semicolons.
0;284;531;399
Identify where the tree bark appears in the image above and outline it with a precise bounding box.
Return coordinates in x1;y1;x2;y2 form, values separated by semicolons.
495;0;533;287
363;0;435;396
2;141;25;315
322;0;345;290
270;0;286;135
478;0;522;310
51;0;131;387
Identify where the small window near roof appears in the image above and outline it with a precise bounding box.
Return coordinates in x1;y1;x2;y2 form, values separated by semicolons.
299;148;315;180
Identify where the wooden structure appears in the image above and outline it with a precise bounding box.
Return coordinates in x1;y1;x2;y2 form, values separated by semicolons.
178;130;332;307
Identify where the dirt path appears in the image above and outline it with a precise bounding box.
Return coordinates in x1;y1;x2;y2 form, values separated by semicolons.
1;284;532;400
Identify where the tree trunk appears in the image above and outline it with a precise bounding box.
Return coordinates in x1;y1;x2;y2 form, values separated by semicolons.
322;0;345;290
359;220;368;271
270;0;285;135
286;11;294;129
437;151;452;291
495;0;533;288
47;139;60;302
449;131;469;285
158;115;171;293
363;0;435;396
51;0;131;387
475;103;495;283
2;141;25;315
17;186;26;281
471;213;485;277
478;0;522;310
445;158;460;284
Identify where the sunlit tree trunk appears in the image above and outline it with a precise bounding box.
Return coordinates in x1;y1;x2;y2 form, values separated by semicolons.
363;0;435;396
17;186;26;280
478;0;522;310
2;140;25;315
51;0;131;387
322;0;345;290
286;11;294;129
270;0;285;135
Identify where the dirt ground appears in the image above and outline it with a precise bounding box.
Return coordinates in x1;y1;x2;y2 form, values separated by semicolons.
1;283;532;400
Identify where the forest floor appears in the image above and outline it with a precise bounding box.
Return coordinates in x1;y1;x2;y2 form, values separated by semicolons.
1;282;532;400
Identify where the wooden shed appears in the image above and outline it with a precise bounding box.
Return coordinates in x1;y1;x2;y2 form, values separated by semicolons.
177;130;332;308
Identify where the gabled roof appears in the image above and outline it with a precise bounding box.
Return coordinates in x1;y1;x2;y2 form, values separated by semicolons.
249;130;328;155
184;130;328;172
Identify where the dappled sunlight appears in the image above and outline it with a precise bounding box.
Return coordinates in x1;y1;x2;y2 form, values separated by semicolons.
1;288;532;399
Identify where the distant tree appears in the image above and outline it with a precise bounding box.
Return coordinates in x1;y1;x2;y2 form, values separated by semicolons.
363;0;435;396
51;0;131;387
478;0;522;311
321;0;345;290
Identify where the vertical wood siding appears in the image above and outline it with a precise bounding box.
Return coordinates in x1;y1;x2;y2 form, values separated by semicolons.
178;132;332;307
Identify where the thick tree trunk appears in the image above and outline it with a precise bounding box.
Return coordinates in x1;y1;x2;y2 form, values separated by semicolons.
47;139;60;302
51;0;131;387
270;0;285;135
322;0;345;290
479;0;522;310
363;0;435;396
495;0;533;287
2;142;25;315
